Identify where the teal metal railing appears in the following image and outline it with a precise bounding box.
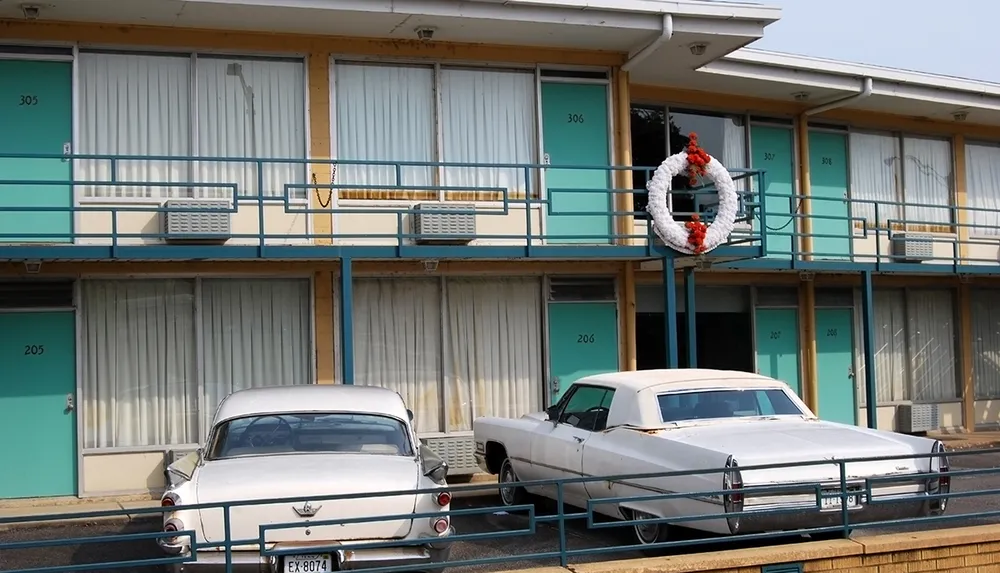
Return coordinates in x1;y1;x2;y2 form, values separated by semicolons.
0;448;990;573
0;153;765;260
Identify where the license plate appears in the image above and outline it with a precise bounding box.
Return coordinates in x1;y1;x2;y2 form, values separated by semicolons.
284;554;333;573
820;493;859;510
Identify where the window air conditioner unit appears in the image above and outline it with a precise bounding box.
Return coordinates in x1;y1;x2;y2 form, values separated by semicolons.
896;403;939;434
412;203;476;244
162;199;232;243
890;232;933;262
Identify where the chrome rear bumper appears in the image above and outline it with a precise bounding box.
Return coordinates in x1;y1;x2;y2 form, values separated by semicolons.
159;529;454;573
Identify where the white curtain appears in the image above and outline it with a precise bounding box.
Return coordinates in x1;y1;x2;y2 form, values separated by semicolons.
199;279;312;432
854;289;908;404
439;69;536;200
972;289;1000;399
854;288;958;405
722;116;748;193
78;53;192;199
353;279;442;433
965;143;1000;235
848;132;900;227
195;57;306;199
906;289;958;401
901;136;953;226
81;280;198;448
334;63;435;193
443;278;543;432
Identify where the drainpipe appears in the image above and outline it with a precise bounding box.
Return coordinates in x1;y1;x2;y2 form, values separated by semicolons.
797;76;873;417
622;13;673;72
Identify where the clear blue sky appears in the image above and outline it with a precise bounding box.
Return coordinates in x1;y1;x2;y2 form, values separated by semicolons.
748;0;999;83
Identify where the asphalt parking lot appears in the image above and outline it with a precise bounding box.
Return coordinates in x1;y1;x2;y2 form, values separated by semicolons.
2;452;999;573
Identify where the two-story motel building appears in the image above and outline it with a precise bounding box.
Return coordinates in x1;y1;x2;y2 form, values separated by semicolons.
1;0;1000;501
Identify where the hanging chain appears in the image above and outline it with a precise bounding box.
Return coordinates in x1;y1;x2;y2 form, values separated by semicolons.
313;164;335;209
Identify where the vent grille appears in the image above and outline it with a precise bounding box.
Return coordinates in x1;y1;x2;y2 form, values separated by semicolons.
755;287;798;307
0;281;74;308
162;200;232;242
412;203;476;244
762;565;803;573
548;277;616;302
421;435;479;475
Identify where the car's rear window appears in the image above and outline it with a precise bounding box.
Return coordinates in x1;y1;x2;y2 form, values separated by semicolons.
207;413;413;459
657;388;805;423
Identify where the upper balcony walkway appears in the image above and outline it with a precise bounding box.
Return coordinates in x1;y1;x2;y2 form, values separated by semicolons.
0;153;997;274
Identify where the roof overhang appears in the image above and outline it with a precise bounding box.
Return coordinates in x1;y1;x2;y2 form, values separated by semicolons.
694;49;1000;127
0;0;781;66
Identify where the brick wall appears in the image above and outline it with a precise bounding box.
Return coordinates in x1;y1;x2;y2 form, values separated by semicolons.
536;524;1000;573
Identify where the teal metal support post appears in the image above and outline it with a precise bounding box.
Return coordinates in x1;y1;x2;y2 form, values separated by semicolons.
340;257;354;384
684;267;697;367
663;256;679;368
861;270;877;428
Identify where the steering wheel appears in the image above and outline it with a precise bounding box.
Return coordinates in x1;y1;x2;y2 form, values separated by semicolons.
240;416;293;448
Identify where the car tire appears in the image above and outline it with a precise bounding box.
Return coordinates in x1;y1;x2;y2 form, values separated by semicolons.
498;458;528;507
629;509;670;554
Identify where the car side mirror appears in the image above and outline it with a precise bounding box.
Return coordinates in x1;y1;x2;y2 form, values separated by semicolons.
196;448;205;464
407;409;414;422
546;406;560;422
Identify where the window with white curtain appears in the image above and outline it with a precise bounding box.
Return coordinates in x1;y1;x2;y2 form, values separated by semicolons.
352;277;543;435
965;143;1000;236
333;62;538;202
78;52;306;200
81;278;312;449
972;289;1000;399
848;131;953;228
854;288;959;406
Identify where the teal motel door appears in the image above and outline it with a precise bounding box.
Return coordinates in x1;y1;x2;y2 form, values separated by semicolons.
808;131;852;260
0;60;74;243
547;302;619;404
540;81;613;245
815;308;857;425
0;311;77;498
754;308;802;397
750;125;795;259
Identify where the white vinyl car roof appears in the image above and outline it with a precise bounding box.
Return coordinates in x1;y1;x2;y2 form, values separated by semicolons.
212;384;410;425
573;369;812;428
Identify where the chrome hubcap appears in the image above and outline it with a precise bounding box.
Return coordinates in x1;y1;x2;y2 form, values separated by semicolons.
633;511;660;544
499;464;516;505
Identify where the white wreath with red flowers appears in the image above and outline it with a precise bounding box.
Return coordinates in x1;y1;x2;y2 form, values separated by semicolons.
645;150;739;255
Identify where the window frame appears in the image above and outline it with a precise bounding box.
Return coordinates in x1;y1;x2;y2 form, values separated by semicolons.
846;128;955;232
78;275;316;453
74;50;310;204
963;139;1000;238
550;383;616;432
331;58;613;204
627;102;758;224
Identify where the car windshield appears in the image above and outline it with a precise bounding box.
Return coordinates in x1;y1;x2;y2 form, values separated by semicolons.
207;412;414;460
657;388;805;423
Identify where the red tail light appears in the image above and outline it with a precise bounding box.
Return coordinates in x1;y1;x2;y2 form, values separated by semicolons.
433;518;450;533
161;493;179;507
435;491;452;506
729;479;744;505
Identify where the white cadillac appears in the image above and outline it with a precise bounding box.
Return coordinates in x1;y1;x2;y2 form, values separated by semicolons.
158;385;454;573
473;369;950;546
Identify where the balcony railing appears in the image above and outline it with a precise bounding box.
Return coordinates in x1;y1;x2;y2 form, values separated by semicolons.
0;153;765;261
1;152;999;272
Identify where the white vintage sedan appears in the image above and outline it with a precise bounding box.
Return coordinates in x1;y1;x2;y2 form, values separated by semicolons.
473;369;949;546
158;385;454;573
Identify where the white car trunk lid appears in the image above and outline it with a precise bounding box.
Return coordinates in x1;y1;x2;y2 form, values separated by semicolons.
195;454;420;544
664;418;923;483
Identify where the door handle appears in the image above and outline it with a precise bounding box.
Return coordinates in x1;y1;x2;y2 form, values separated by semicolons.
573;436;584;443
65;393;75;412
847;366;855;379
62;142;72;163
552;376;560;395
